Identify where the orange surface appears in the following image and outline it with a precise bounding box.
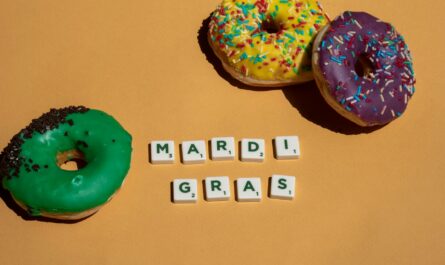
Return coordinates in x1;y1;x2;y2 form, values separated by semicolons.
0;1;444;264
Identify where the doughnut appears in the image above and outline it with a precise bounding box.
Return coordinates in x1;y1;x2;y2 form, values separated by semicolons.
208;0;329;87
0;106;132;220
312;11;416;126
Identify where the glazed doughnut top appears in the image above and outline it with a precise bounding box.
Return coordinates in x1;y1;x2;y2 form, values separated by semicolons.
209;0;329;81
0;107;132;216
316;12;416;124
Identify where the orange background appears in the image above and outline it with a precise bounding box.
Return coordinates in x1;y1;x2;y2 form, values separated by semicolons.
0;0;444;264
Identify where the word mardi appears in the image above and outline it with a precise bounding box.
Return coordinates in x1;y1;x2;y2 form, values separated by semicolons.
150;136;300;164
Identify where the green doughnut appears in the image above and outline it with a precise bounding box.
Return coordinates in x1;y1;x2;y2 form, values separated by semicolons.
0;106;132;220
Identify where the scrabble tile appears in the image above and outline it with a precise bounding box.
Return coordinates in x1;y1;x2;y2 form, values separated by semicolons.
210;137;235;161
240;138;265;162
150;140;175;164
181;140;207;164
274;136;300;160
173;179;198;203
236;178;262;202
269;175;296;200
205;176;231;201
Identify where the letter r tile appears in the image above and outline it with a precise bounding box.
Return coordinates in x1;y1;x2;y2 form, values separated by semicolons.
205;176;231;201
210;137;235;161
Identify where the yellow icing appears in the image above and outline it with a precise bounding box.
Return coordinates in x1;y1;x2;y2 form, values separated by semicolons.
209;0;328;81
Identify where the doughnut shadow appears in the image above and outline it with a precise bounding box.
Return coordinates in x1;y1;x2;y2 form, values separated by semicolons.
197;15;384;135
281;82;386;134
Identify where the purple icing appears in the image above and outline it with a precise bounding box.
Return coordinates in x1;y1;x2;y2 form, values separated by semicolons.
316;11;416;125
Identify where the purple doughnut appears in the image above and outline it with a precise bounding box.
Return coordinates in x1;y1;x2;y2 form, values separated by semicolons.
312;11;416;126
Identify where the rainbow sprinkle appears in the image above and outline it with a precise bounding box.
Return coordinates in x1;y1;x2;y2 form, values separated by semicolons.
209;0;329;82
315;11;416;125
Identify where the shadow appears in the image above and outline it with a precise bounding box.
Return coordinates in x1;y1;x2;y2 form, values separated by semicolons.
281;81;386;134
0;185;93;223
198;15;385;135
237;141;242;161
170;181;174;203
147;143;153;164
234;180;240;202
202;179;208;201
179;144;184;164
272;139;277;159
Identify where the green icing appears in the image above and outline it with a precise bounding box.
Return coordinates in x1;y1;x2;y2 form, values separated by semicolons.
2;109;132;216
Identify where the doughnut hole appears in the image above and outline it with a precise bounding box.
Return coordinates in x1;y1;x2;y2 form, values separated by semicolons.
354;54;375;78
260;18;281;34
57;150;87;171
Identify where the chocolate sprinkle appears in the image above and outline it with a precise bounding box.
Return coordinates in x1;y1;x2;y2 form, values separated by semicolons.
32;164;40;172
0;106;89;180
76;140;89;148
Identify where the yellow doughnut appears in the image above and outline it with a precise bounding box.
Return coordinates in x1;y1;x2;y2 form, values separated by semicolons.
208;0;329;87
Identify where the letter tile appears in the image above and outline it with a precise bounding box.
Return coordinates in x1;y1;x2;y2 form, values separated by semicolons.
210;137;235;161
274;136;300;160
269;175;296;200
181;140;207;164
173;179;198;203
150;140;175;164
236;177;262;202
240;139;265;162
205;176;231;201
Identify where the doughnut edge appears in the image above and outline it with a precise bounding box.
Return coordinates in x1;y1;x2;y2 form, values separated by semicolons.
312;24;372;127
207;26;314;87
